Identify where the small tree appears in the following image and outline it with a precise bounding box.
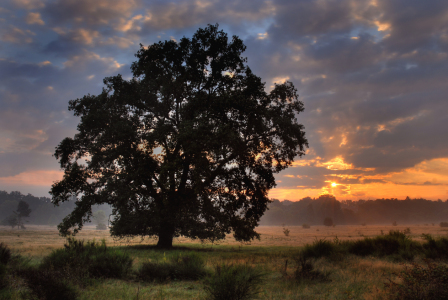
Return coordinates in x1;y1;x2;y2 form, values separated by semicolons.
2;215;18;229
93;211;108;230
14;201;31;229
323;217;333;227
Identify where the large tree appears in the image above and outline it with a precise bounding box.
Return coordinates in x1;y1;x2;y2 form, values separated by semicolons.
51;24;308;248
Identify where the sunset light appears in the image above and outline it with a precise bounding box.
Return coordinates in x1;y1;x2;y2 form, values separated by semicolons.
0;0;447;203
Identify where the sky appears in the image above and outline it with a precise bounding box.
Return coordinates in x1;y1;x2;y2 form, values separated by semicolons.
1;0;448;201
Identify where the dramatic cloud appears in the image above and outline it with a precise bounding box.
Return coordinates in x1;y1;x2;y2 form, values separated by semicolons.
1;0;447;200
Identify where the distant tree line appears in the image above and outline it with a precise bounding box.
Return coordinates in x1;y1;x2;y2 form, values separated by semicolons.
1;191;447;228
0;191;111;227
260;194;448;226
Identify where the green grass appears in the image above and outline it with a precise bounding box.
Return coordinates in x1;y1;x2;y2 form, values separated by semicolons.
2;229;448;300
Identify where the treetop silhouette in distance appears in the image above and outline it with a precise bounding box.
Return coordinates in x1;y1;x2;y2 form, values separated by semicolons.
51;24;308;248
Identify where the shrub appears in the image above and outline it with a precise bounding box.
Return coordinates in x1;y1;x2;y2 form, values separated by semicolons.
41;238;132;279
204;264;264;300
0;243;11;265
138;252;207;282
302;224;310;229
385;261;448;300
302;239;336;260
421;234;448;260
282;226;290;236
348;231;418;261
18;268;78;300
440;222;448;228
294;254;331;283
0;263;7;290
323;217;333;227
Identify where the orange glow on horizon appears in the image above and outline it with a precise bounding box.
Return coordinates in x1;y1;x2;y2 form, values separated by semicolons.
0;170;64;186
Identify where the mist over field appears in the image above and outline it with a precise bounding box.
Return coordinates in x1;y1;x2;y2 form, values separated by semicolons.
2;190;447;228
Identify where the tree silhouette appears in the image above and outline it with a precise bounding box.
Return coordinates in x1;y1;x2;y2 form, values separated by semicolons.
14;200;31;229
51;24;308;248
323;217;333;227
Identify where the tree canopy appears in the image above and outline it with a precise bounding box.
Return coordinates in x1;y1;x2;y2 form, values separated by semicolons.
51;24;308;248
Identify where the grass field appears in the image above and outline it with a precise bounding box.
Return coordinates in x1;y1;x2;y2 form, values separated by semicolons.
1;224;447;299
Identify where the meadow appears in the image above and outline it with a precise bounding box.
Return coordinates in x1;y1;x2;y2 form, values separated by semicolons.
1;224;448;299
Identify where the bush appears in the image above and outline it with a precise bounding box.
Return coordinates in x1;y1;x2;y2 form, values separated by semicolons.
323;217;333;227
0;263;7;290
440;222;448;228
348;230;418;261
302;224;310;229
294;254;331;283
204;264;264;300
41;238;132;279
302;239;336;260
18;267;78;300
138;252;207;282
421;234;448;260
0;243;11;265
385;261;448;300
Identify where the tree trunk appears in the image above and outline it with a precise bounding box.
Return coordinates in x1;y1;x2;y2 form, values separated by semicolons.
157;224;174;248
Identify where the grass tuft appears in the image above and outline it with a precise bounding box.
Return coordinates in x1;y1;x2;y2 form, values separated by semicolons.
41;238;133;280
204;264;265;300
0;243;11;266
137;252;207;282
385;260;448;300
18;267;78;300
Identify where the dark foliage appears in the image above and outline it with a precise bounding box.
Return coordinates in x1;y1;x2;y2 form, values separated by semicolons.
0;263;7;290
421;234;448;260
18;268;78;300
204;264;265;300
385;261;448;300
294;254;331;283
50;24;308;248
137;252;207;282
347;231;418;261
261;197;448;226
41;238;132;279
0;243;11;265
302;239;336;260
1;215;18;229
299;232;421;262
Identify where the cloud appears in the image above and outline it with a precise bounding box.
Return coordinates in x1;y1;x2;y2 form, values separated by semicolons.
1;0;448;200
11;0;45;10
25;12;45;25
53;27;100;45
1;26;35;44
43;0;139;26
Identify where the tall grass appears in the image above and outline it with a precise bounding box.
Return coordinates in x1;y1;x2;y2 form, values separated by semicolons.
421;234;448;260
18;267;78;300
299;231;424;262
204;264;265;300
385;260;448;300
41;238;133;279
0;243;11;265
137;252;207;282
347;230;418;261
